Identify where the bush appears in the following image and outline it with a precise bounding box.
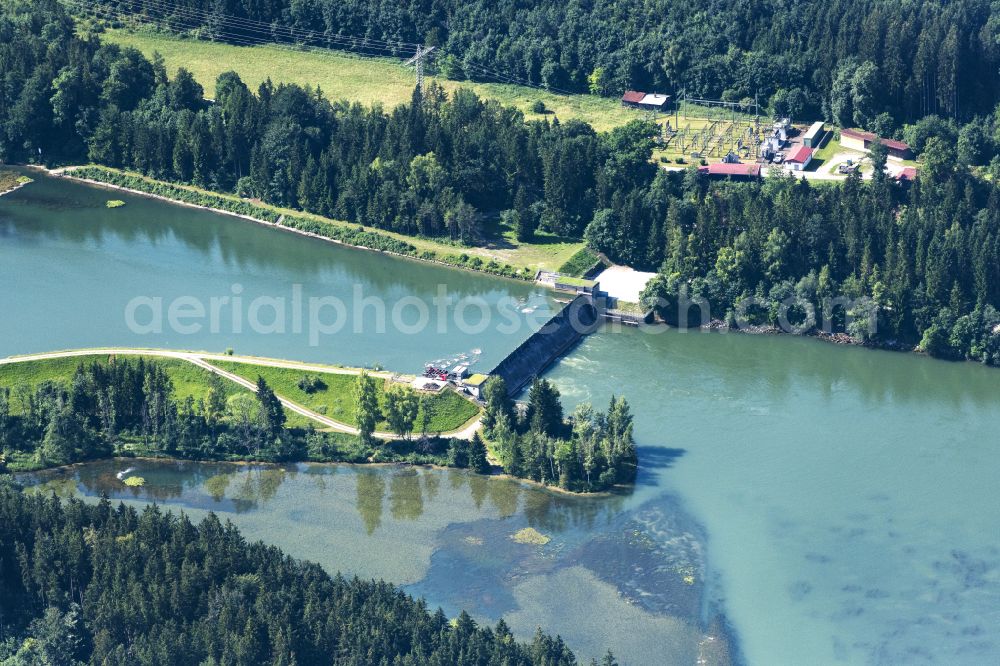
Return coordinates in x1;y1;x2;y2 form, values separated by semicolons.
296;374;327;394
531;100;547;114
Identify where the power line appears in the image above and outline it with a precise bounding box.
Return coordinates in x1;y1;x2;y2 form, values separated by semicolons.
70;0;578;97
76;1;415;60
71;0;420;52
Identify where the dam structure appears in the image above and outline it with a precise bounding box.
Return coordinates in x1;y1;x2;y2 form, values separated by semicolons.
490;294;603;397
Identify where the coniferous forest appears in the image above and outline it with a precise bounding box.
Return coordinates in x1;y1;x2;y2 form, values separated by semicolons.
4;1;1000;362
0;481;590;665
87;0;999;127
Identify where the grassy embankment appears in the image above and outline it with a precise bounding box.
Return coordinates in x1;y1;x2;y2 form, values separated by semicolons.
68;165;586;276
0;355;243;409
0;355;479;434
0;354;321;427
207;360;480;434
103;29;636;133
556;247;602;278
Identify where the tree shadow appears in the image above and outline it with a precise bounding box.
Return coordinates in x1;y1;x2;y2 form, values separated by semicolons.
634;446;686;486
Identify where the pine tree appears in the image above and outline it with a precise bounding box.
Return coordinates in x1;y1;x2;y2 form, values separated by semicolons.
469;431;490;474
354;371;380;445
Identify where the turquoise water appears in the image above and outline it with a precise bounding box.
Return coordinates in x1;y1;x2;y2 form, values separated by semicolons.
7;173;1000;664
545;326;1000;664
0;170;551;371
20;459;706;665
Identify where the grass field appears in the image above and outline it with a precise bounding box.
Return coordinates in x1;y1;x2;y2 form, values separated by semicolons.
0;355;318;426
103;29;637;133
0;355;245;406
207;361;480;433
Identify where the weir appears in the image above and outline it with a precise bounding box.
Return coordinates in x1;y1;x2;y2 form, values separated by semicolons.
490;294;603;397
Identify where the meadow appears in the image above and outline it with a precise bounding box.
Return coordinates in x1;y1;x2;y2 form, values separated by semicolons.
0;355;313;427
103;29;637;133
207;360;480;434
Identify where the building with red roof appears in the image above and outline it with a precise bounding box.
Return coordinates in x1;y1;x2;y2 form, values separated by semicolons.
840;128;913;159
621;91;645;108
698;162;762;179
622;90;671;111
785;145;813;171
895;166;918;183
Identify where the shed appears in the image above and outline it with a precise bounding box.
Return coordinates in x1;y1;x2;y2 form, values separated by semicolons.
895;166;918;183
803;121;825;148
462;373;489;399
554;276;598;295
621;91;645;108
621;91;670;111
784;146;813;171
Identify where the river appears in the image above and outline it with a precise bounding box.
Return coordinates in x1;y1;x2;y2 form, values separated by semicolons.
5;171;1000;665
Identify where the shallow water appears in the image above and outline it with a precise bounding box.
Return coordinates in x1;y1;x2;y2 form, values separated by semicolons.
545;326;1000;665
7;173;1000;664
20;459;705;664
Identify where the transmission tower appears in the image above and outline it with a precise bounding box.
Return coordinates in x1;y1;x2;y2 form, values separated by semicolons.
405;45;437;93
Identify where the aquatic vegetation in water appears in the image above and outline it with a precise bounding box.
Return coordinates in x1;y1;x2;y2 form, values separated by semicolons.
511;527;551;545
106;199;126;208
203;473;233;501
123;476;145;487
24;477;78;497
463;536;484;546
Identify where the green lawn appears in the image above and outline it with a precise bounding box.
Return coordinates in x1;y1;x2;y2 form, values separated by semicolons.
103;29;635;133
207;361;480;433
0;355;242;407
209;361;364;425
0;355;314;426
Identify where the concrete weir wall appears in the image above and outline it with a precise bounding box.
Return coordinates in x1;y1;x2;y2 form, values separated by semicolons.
491;294;601;397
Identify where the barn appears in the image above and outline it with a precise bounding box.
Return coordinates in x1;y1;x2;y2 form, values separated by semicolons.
621;91;671;111
841;128;913;160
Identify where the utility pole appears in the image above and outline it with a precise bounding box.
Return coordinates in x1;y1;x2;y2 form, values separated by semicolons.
405;45;436;93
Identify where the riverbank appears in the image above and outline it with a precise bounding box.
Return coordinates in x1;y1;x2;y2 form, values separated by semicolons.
40;165;583;281
0;169;32;196
660;316;923;355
